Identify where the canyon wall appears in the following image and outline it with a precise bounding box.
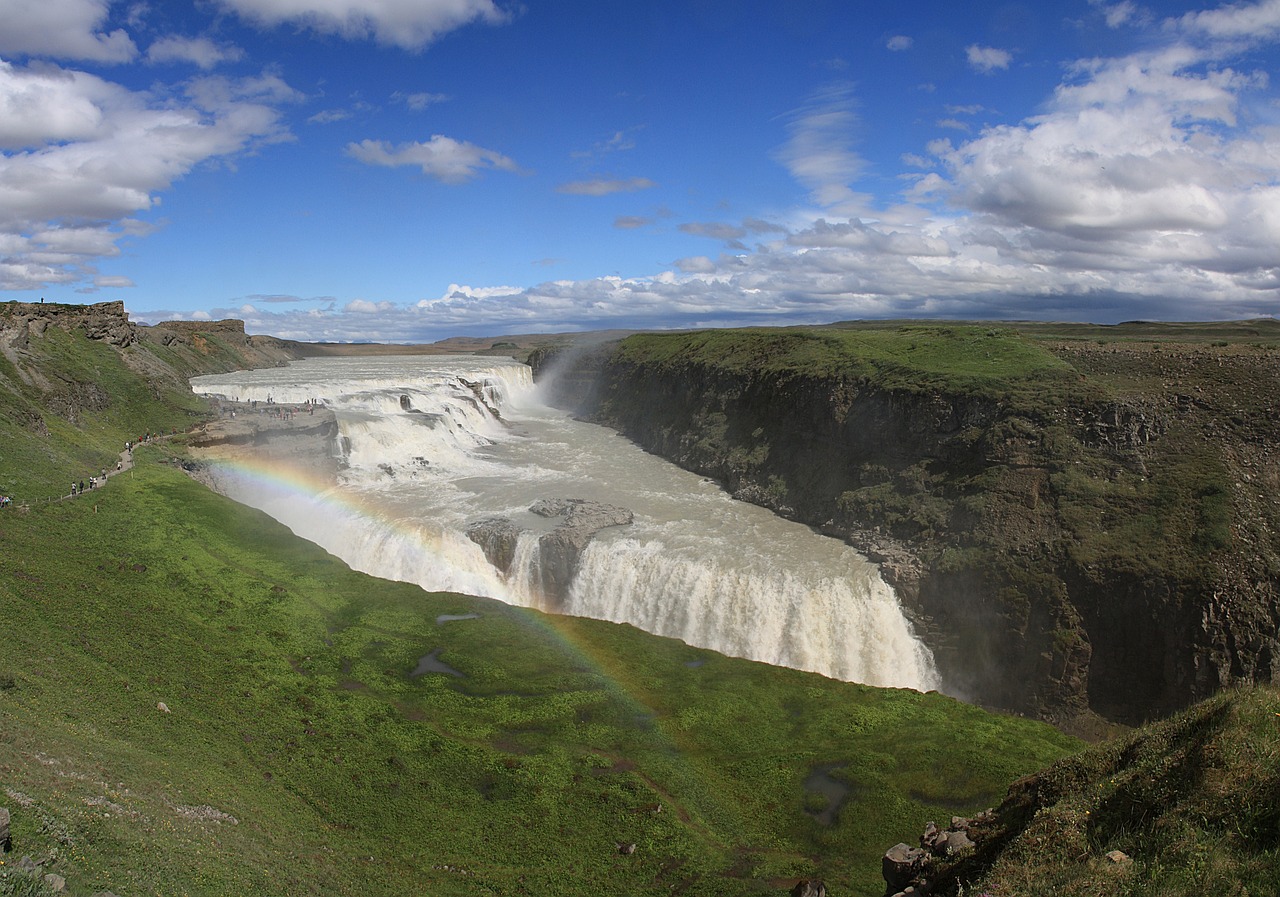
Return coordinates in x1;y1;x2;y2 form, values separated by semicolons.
531;327;1280;728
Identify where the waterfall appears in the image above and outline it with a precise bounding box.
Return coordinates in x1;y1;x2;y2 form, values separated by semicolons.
191;356;940;692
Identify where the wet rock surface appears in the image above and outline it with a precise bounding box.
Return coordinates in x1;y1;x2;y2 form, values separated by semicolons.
466;498;634;604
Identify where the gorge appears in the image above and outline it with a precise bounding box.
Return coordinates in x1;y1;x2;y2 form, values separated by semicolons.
529;323;1280;729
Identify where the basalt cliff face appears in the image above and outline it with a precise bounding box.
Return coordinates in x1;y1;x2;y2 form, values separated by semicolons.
531;327;1280;729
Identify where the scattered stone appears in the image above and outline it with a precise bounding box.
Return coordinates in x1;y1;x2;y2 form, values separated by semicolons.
174;804;238;824
0;806;10;852
616;841;636;855
16;855;40;873
43;873;66;892
1106;849;1132;865
157;701;170;713
790;879;826;897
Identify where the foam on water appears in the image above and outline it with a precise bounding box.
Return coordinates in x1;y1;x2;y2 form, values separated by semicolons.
192;356;940;692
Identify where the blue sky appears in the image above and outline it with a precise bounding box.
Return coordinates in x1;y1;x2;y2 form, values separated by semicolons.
2;0;1278;341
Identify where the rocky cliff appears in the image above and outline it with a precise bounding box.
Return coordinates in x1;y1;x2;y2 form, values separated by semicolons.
530;324;1280;729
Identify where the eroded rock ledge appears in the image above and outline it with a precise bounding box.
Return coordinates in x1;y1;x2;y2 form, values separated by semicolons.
467;499;634;604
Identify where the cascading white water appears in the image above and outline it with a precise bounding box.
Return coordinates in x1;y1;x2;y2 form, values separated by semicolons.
191;356;939;692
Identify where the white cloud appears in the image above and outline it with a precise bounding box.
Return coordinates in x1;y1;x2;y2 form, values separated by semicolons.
0;0;137;62
146;36;245;69
308;108;351;124
886;35;913;51
774;82;869;212
214;0;509;50
1177;0;1280;39
93;274;134;287
966;45;1013;73
0;60;297;288
393;90;449;110
346;135;518;183
556;176;656;196
345;298;395;313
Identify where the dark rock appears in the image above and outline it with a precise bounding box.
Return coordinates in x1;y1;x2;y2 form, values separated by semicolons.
532;500;633;602
882;842;927;892
617;841;636;855
465;516;524;574
942;829;973;855
0;806;10;852
467;499;634;604
790;879;826;897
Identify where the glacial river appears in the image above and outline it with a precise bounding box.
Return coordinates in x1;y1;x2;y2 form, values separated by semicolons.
190;356;938;691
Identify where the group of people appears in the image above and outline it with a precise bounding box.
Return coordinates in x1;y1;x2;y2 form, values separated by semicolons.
70;466;113;496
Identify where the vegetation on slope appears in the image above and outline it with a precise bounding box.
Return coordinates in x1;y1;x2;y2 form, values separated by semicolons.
0;457;1080;896
612;325;1088;407
0;307;1084;895
923;684;1280;897
0;325;204;502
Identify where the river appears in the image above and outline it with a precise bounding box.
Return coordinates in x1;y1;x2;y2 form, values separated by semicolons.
190;355;939;691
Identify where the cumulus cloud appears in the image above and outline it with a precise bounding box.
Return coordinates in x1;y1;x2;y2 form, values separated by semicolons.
345;135;519;183
886;35;913;51
146;36;246;69
0;0;137;63
557;176;656;196
0;59;297;288
1177;0;1280;39
966;44;1013;73
345;298;395;313
214;0;510;50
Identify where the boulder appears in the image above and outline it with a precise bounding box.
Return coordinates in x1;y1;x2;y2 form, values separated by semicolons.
942;829;973;855
882;842;927;892
790;880;826;897
465;516;525;573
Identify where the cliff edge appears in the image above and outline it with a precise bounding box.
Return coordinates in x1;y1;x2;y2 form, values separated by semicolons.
531;323;1280;728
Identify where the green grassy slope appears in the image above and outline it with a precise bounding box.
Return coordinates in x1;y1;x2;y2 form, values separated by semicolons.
0;314;1085;896
0;326;205;502
927;684;1280;897
613;325;1089;407
1;454;1080;897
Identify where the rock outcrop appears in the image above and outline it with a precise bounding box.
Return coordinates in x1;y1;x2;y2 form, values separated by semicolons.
466;498;634;605
0;300;137;350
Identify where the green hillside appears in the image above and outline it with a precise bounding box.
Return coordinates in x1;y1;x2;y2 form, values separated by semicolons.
0;305;1087;895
